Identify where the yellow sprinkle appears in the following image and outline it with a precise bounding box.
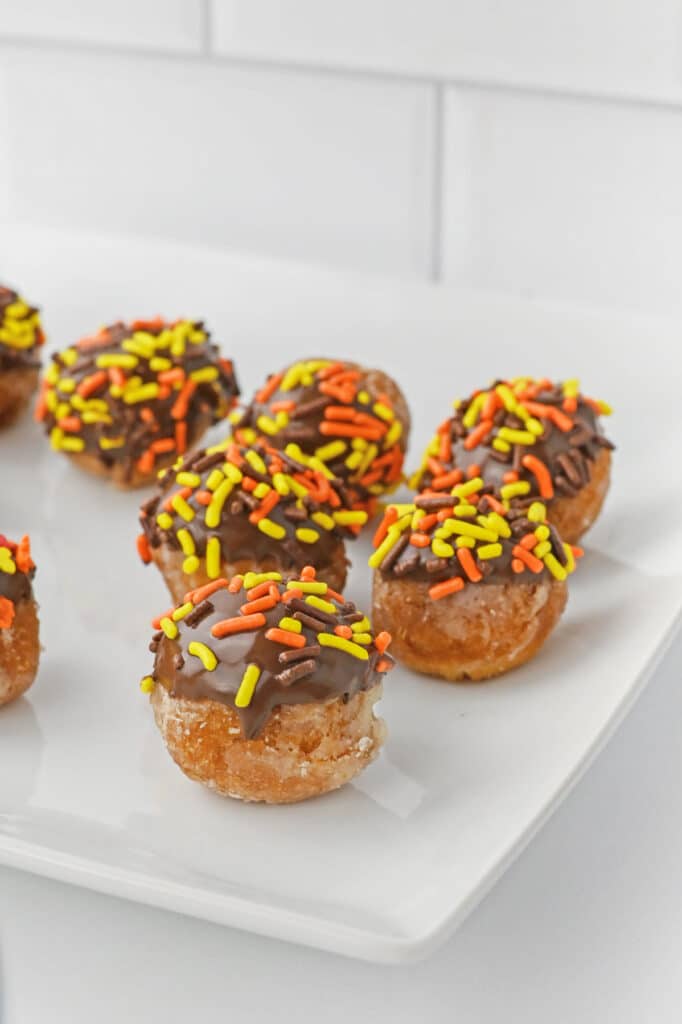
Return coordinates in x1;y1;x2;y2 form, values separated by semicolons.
171;495;195;522
453;503;477;517
96;353;138;369
544;553;567;581
286;579;328;594
462;392;486;428
492;438;511;453
455;536;476;548
188;641;218;671
355;443;378;479
235;664;261;707
124;383;160;404
432;538;454;558
150;356;172;372
272;472;291;496
497;427;536;446
348;619;370;638
156;512;174;530
81;411;112;425
333;510;367;526
526;417;545;436
534;524;550;541
597;400;613;415
285;475;309;499
500;481;531;500
257;414;280;436
122;337;155;359
176;471;201;488
345;450;364;471
452;478;483;499
441;520;498;543
563;544;576;573
206;537;221;579
562;378;580;398
243;571;282;588
99;436;125;450
315;440;347;462
278;617;302;633
351;632;372;645
306;594;336;614
58;377;76;393
258;518;286;540
527;502;547;523
311;511;335;531
189;366;219;383
533;541;552;559
495;383;518;412
357;390;370;404
372;401;394;422
61;436;85;452
385;419;403;447
296;528;320;544
172;602;194;621
245;450;267;475
308;455;335;481
139;676;155;694
205;479;233;528
317;633;369;661
176;528;196;555
160;617;178;640
206;468;225;491
45;363;60;385
183;555;200;574
477;543;503;560
253;482;270;500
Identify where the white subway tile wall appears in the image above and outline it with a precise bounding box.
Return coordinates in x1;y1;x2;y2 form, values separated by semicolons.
0;46;434;277
0;0;204;53
211;0;682;102
0;1;681;314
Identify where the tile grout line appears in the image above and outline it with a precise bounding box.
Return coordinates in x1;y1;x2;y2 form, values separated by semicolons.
429;83;445;283
1;35;682;114
201;0;212;56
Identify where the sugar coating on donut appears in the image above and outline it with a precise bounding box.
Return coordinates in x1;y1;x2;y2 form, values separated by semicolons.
140;566;393;801
35;318;239;486
234;358;410;510
138;437;367;598
411;377;613;540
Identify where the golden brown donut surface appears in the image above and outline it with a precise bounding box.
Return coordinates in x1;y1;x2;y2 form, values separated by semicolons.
141;567;394;802
35;318;239;488
234;358;410;512
412;377;613;542
138;437;367;600
0;534;40;706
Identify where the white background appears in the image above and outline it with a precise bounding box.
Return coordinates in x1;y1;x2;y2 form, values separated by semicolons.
2;1;682;311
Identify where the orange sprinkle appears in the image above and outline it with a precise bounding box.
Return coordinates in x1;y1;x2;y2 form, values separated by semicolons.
281;588;303;604
77;370;108;398
519;533;539;550
151;606;175;629
248;490;280;524
512;545;544;573
136;533;152;564
194;490;212;506
227;577;244;593
211;613;266;638
241;476;257;492
158;368;185;386
131;317;165;332
375;631;391;654
318;421;384;441
463;419;493;450
175;421;187;454
317;361;345;380
436;507;455;522
247;580;279;601
416;513;439;532
15;536;33;574
171;380;197;421
184;580;229;604
151;437;176;454
521;454;554;499
431;469;464;491
300;566;316;581
409;533;431;548
108;367;126;389
240;595;278;615
269;399;296;414
265;627;307;648
0;596;15;629
325;587;344;603
457;547;482;582
482;391;500;420
140;407;156;424
563;396;578;413
427;457;444;477
376;656;393;672
136;450;155;475
428;577;465;601
572;546;584;558
483;494;506;515
466;463;481;479
503;471;519;484
512;558;525;574
324;405;359;422
334;625;353;639
57;415;82;433
255;371;283;404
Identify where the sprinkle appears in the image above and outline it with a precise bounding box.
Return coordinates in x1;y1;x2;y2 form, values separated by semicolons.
305;594;337;615
428;577;465;600
206;536;222;579
521;454;554;499
140;676;155;694
211;613;266;638
500;481;531;500
188;641;218;671
295;527;320;544
265;627;307;648
286;579;328;595
317;633;369;660
476;543;503;560
235;664;261;707
160;617;178;639
257;518;286;540
457;547;482;582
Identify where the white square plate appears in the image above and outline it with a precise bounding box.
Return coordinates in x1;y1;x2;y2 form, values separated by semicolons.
1;225;681;963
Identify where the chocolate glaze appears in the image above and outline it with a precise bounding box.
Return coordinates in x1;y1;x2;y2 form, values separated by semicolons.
151;581;392;738
0;566;34;608
140;438;360;580
38;319;239;482
235;358;407;504
418;382;614;504
0;286;43;371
